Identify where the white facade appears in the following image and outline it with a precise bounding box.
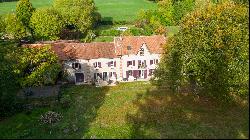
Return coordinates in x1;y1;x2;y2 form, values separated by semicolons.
64;43;161;85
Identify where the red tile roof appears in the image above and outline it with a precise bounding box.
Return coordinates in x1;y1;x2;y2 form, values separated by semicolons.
23;36;166;60
24;42;116;60
114;35;166;55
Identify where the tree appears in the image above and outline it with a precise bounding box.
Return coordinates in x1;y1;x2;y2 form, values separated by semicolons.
13;45;62;87
53;0;97;34
30;8;65;40
0;42;61;116
4;13;28;41
16;0;34;30
158;0;174;26
172;0;195;24
155;1;249;100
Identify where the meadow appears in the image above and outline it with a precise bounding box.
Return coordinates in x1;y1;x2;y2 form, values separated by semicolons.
0;82;248;139
0;0;157;21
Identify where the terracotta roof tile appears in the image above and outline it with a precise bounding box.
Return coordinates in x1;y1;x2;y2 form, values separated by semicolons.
23;36;166;60
24;42;116;60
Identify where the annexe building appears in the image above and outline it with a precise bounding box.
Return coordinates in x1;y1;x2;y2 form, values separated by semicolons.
25;35;166;85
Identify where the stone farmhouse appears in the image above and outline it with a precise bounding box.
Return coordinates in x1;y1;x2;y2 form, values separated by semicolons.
25;35;166;85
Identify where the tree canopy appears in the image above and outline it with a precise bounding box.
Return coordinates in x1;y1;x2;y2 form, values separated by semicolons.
4;13;28;41
30;8;65;40
16;0;34;29
154;1;249;100
53;0;97;33
14;45;61;87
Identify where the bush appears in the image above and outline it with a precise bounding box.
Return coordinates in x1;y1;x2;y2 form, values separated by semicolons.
60;94;72;108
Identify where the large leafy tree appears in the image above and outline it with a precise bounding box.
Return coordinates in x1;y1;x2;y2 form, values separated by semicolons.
53;0;97;34
155;1;249;100
13;45;62;87
16;0;34;30
0;43;61;116
30;8;65;40
173;0;195;25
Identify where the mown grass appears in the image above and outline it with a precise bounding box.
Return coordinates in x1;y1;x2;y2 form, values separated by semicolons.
0;0;157;22
94;0;157;22
0;0;53;15
0;82;248;139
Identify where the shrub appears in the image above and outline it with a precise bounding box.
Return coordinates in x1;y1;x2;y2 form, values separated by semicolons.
60;94;72;108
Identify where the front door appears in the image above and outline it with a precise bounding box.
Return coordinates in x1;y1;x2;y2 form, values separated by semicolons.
75;73;84;84
138;70;144;79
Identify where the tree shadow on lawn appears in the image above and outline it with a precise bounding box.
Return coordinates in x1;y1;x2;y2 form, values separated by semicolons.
28;84;111;139
126;87;249;139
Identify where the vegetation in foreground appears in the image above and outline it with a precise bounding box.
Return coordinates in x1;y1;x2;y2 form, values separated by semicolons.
0;82;248;139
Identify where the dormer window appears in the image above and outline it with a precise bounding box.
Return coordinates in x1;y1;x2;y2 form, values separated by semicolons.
127;46;131;50
127;45;132;55
72;62;81;70
139;48;144;56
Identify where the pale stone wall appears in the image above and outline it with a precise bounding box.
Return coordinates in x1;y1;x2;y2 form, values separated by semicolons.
63;43;161;84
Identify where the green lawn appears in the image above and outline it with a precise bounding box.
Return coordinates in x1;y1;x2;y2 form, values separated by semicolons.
94;0;157;21
0;82;248;139
0;0;53;15
0;0;157;21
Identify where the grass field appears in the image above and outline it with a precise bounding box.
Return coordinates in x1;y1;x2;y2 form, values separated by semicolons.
0;0;53;15
0;0;157;21
0;82;248;139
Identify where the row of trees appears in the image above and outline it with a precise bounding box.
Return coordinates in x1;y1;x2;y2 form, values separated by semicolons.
137;0;248;36
0;0;101;42
154;0;249;101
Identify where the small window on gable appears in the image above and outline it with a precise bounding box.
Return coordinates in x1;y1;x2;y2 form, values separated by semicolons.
127;46;131;50
139;48;144;56
72;62;81;70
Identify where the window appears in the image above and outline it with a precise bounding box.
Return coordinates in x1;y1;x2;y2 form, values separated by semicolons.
72;62;81;70
94;73;102;80
129;70;132;76
139;48;144;56
138;60;146;68
149;69;155;76
93;62;102;68
156;59;158;64
103;72;108;81
108;61;116;67
109;72;117;78
127;61;132;67
150;59;159;65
